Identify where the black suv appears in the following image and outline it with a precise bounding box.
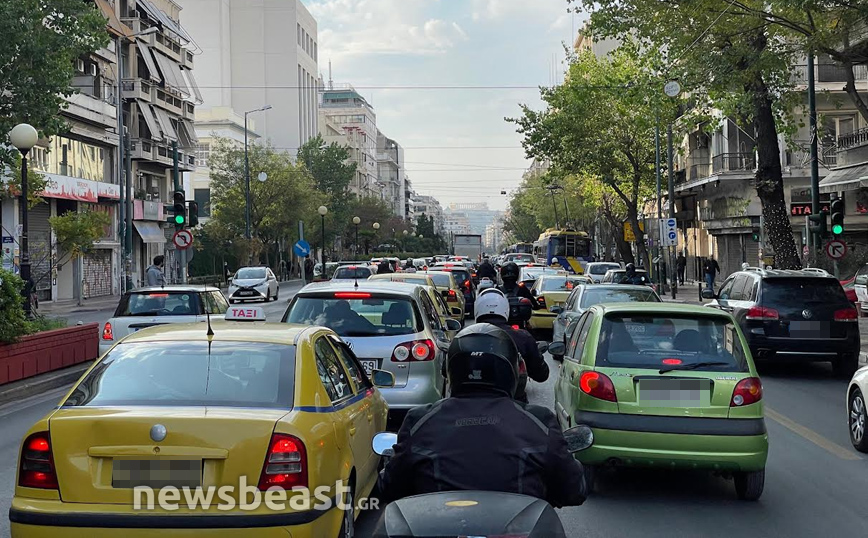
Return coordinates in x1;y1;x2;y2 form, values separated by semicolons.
704;268;860;376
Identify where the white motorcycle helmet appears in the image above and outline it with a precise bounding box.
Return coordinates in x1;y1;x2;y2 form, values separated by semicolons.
475;288;509;323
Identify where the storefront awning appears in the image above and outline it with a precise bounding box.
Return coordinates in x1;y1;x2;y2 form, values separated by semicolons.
819;163;868;193
133;221;166;244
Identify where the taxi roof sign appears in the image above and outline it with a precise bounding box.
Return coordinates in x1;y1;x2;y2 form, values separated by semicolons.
225;306;266;321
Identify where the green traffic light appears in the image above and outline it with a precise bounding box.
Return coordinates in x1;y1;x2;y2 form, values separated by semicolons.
832;224;843;235
174;215;185;225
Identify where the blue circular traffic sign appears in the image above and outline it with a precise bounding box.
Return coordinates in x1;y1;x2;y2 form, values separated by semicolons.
293;240;311;257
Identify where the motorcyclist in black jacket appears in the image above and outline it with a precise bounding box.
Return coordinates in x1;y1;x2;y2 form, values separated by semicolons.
498;261;539;308
476;257;498;281
378;323;587;508
475;288;548;403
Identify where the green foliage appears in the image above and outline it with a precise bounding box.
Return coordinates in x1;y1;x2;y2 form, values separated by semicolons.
49;210;112;260
0;0;109;178
0;269;27;344
25;316;67;335
0;154;50;208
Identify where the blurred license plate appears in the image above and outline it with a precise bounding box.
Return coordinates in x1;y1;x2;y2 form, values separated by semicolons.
239;290;256;296
640;379;710;407
359;360;378;376
112;459;202;489
789;321;828;337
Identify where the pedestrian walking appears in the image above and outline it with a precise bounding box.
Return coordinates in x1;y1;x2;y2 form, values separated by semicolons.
146;255;166;286
676;253;687;285
703;256;720;292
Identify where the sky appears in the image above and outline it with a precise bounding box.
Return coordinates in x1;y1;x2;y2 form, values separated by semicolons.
302;0;584;212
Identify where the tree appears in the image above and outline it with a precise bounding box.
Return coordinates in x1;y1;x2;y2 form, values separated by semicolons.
571;0;803;269
206;139;323;264
0;0;108;176
346;197;397;255
509;45;667;269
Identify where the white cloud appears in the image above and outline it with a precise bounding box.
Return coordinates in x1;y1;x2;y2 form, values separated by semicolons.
471;0;565;22
306;0;468;58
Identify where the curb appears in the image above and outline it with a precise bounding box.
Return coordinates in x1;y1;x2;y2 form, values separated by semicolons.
0;362;93;407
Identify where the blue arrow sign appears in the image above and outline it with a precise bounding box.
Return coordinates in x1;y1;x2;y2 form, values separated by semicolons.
293;240;311;257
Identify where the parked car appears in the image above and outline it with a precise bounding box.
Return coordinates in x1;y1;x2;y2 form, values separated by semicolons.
704;268;861;376
585;262;622;283
554;303;768;500
331;264;375;282
228;266;279;303
99;286;228;355
282;282;458;429
550;284;661;360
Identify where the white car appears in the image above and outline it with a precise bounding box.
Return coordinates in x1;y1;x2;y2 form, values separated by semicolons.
99;286;228;356
848;365;868;452
585;262;622;283
854;263;868;314
228;266;279;303
331;264;375;282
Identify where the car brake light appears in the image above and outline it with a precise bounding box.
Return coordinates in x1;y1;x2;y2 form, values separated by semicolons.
447;289;457;300
464;280;471;288
334;292;371;299
661;358;682;365
102;322;113;341
537;296;546;307
746;306;779;321
579;371;617;402
511;324;520;330
730;377;762;407
258;434;307;490
147;293;169;298
19;432;58;489
392;339;435;362
834;308;858;322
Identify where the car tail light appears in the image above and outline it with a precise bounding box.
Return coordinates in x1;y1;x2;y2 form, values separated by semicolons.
834;308;858;322
578;371;617;402
258;434;307;490
464;280;471;289
102;322;113;341
511;324;521;330
730;377;762;407
19;432;58;489
746;306;779;321
537;296;547;308
392;339;435;362
447;289;457;301
334;292;371;299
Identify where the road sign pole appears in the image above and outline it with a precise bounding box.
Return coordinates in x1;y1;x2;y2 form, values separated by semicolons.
180;248;187;284
299;220;306;288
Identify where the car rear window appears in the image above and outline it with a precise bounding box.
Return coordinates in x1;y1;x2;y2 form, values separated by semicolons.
333;267;372;279
762;278;848;305
284;294;422;337
424;273;453;288
589;264;620;275
235;268;266;279
116;292;201;316
596;314;748;371
63;342;295;408
579;288;659;309
540;276;584;292
447;269;472;284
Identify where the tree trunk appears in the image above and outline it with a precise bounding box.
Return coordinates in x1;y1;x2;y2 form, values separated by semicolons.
748;70;801;270
626;207;649;269
843;60;868;123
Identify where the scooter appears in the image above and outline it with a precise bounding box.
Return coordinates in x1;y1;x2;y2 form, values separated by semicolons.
371;417;592;538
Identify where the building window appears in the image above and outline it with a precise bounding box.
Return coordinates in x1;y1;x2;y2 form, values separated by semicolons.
196;143;210;167
297;24;301;45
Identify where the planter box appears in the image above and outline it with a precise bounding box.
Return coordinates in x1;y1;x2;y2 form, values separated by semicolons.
0;324;99;385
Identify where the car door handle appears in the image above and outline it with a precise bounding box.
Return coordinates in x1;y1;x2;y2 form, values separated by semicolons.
367;412;374;422
569;371;577;381
349;425;357;436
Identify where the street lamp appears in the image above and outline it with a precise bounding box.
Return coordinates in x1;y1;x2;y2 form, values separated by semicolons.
244;105;272;249
318;205;328;263
10;123;39;319
353;216;361;255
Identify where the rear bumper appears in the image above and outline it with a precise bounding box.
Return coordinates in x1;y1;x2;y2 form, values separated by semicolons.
573;411;768;471
529;313;555;331
745;332;859;356
378;373;444;411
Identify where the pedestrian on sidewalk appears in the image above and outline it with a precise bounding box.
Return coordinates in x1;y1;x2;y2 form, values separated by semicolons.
146;255;166;286
703;256;720;292
676;253;686;285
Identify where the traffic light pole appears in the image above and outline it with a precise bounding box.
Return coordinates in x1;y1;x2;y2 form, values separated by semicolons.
173;142;187;284
808;51;821;249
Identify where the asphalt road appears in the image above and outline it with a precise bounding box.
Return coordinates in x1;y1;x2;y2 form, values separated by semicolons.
2;325;867;536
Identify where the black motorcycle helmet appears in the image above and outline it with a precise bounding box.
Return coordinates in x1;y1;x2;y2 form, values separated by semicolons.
625;263;636;273
446;324;520;398
500;261;520;283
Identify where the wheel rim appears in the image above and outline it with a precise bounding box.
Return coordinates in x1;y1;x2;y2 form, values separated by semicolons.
851;393;866;444
343;488;354;538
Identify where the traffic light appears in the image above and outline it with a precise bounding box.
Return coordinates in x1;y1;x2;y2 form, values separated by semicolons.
751;231;760;242
172;190;186;228
830;197;845;236
808;211;827;238
187;200;199;227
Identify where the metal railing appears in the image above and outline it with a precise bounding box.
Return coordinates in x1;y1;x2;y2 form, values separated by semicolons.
712;152;756;173
787;140;838;168
791;64;868;84
838;126;868;150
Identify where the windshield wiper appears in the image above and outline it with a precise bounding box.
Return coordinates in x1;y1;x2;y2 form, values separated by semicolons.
659;361;730;374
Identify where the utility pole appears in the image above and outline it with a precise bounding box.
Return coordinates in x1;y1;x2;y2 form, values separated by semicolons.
547;185;560;229
655;119;662;290
116;35;126;294
808;50;821;249
668;124;677;298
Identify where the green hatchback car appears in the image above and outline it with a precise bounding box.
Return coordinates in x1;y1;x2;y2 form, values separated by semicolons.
553;303;769;500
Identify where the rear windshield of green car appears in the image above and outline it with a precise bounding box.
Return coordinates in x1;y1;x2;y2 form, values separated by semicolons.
596;314;748;372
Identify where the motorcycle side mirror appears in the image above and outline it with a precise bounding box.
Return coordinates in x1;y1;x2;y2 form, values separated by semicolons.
371;369;396;388
537;341;549;354
701;289;716;300
445;318;462;332
547;341;567;357
563;425;594;452
372;432;398;456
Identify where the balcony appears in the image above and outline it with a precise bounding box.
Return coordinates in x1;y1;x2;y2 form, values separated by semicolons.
785;140;838;170
836;127;868;167
120;18;157;46
64;92;117;129
712;153;756;173
181;49;194;70
154;89;183;116
791;64;868;86
122;78;154;103
130;138;154;160
182;102;195;121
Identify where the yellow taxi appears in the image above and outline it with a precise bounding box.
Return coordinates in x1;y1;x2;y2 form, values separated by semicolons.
528;274;594;336
11;306;391;538
368;273;465;336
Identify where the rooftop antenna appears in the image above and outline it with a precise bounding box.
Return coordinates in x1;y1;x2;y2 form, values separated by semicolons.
328;60;333;90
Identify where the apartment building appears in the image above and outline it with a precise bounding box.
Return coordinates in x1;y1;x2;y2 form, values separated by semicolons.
376;132;407;217
413;194;445;233
319;84;380;197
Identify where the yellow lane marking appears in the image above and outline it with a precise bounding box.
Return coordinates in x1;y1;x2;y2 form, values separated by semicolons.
765;406;861;461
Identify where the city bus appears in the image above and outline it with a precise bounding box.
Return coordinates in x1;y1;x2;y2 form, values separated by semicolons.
533;229;593;274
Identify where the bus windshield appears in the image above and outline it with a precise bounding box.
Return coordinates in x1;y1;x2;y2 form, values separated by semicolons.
550;236;591;258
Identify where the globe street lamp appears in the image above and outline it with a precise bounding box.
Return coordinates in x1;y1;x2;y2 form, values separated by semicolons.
372;222;380;256
352;216;361;255
10;123;39;319
244;105;272;243
318;205;328;264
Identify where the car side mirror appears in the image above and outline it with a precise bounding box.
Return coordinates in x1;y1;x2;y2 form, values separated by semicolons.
445;318;462;332
372;432;398;456
450;306;463;317
441;290;450;298
701;289;716;300
532;288;538;296
371;369;395;388
547;341;566;357
550;306;563;314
